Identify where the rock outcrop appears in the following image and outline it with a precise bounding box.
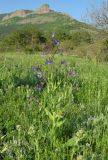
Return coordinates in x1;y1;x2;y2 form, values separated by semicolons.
36;4;52;14
2;10;31;21
2;4;53;21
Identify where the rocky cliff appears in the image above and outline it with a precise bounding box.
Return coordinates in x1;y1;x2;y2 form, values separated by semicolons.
2;4;53;21
2;10;32;21
35;4;52;14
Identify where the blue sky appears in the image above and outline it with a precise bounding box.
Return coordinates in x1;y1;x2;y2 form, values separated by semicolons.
0;0;103;20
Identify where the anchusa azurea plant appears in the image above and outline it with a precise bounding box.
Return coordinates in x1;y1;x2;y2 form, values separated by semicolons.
36;72;44;79
31;65;41;71
45;58;54;65
68;70;77;77
1;53;108;160
31;65;46;92
60;60;66;65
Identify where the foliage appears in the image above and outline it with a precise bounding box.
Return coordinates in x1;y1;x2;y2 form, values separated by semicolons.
0;24;93;54
0;10;105;56
103;38;108;50
97;39;108;62
60;40;74;51
70;31;92;45
0;26;46;52
0;53;108;159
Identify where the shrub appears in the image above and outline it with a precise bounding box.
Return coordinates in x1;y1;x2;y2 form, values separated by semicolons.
0;26;46;52
70;31;92;46
97;39;108;62
103;39;108;51
60;40;74;51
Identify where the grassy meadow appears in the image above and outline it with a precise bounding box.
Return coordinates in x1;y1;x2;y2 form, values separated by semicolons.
0;53;108;160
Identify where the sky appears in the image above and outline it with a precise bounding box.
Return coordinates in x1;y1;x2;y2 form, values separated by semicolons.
0;0;103;21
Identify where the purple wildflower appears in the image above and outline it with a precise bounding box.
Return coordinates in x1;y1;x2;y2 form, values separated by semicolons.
60;60;66;65
68;70;77;77
45;58;53;65
35;82;45;91
31;66;40;71
52;39;59;46
35;84;42;91
36;72;44;79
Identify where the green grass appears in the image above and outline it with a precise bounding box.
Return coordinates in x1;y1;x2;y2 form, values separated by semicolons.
0;53;108;160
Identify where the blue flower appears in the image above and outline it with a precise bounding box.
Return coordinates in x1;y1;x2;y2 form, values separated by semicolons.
35;82;45;91
45;58;53;65
35;84;43;91
60;60;66;65
31;66;40;71
52;39;59;46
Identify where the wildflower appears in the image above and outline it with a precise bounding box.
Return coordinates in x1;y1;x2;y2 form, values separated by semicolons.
35;82;45;91
31;66;40;71
26;95;33;101
51;32;55;38
60;60;66;65
35;83;42;91
45;58;53;64
36;72;44;79
68;70;77;77
52;39;59;46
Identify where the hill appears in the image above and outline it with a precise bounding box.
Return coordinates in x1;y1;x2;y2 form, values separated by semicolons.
0;4;101;38
0;4;108;60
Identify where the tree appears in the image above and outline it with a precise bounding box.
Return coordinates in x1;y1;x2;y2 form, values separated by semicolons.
87;0;108;28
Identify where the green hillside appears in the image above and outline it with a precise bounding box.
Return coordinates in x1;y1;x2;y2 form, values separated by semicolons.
0;11;100;38
0;9;108;61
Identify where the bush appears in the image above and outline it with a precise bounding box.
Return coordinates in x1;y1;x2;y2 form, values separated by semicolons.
0;27;92;54
97;39;108;62
103;39;108;51
0;26;46;52
56;29;70;40
50;30;92;47
70;31;92;46
60;40;74;51
24;47;35;54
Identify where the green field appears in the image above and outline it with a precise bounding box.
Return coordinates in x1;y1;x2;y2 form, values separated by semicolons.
0;53;108;160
